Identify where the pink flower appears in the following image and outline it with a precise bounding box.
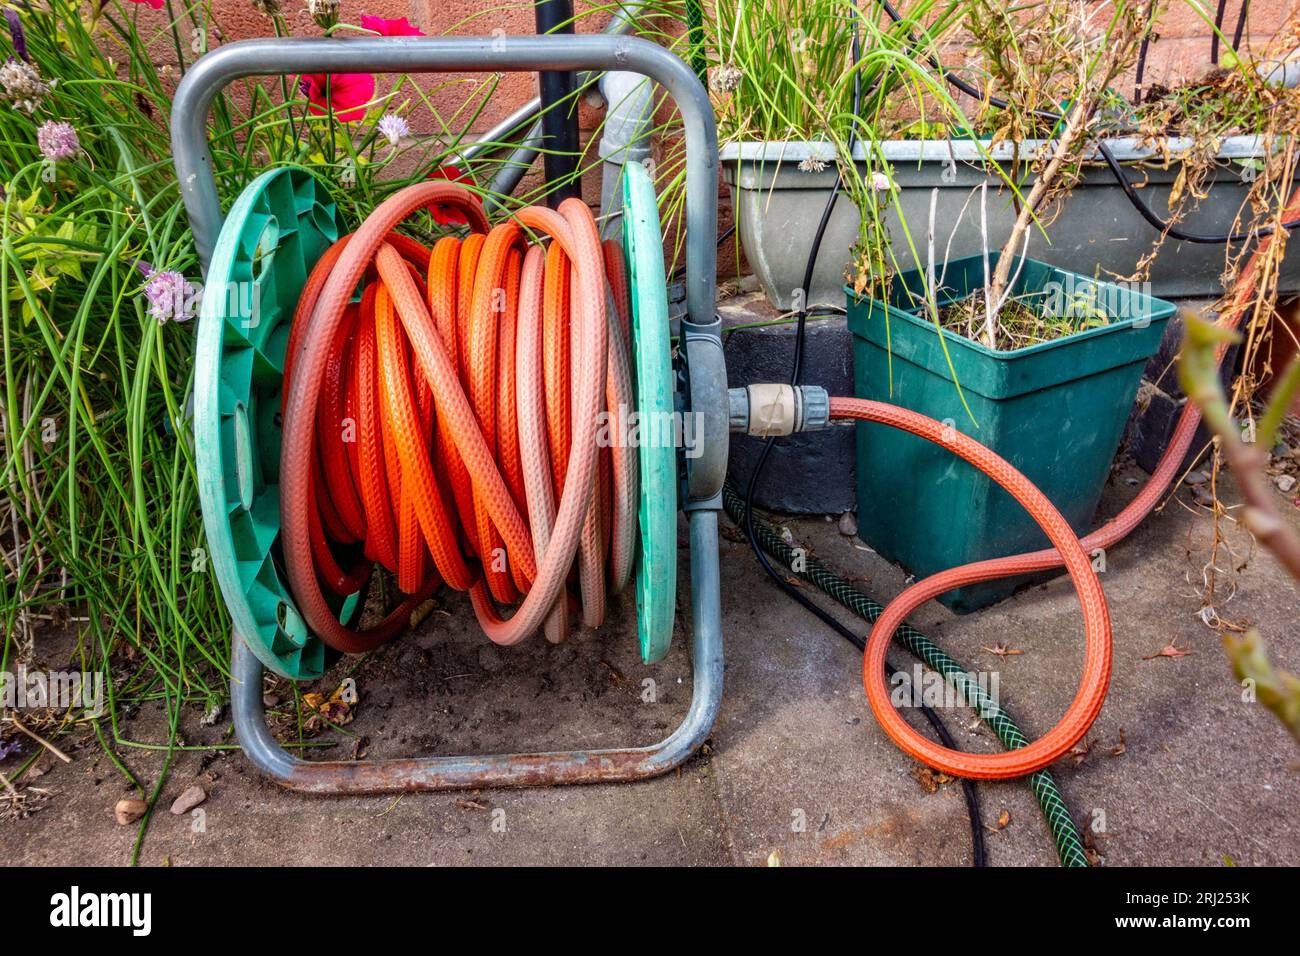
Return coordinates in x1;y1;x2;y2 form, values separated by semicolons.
425;165;482;226
298;72;376;123
142;268;193;324
37;120;79;161
126;0;165;8
360;15;423;36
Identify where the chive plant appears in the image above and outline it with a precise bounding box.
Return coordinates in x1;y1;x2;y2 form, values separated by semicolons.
0;0;541;855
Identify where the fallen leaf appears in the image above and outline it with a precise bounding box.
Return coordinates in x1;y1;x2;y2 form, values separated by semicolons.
1143;640;1192;660
767;849;782;867
982;643;1024;657
409;598;439;629
984;808;1012;833
1111;728;1127;757
912;765;953;794
302;682;356;730
1068;737;1093;766
599;660;630;686
455;799;489;811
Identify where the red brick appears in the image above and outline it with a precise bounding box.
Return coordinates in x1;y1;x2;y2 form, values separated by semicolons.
1154;0;1297;41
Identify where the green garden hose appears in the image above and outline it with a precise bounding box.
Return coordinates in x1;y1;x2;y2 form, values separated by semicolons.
684;0;708;81
721;484;1090;867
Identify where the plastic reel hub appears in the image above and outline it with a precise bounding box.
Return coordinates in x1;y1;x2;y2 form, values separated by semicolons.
195;168;356;680
621;161;677;664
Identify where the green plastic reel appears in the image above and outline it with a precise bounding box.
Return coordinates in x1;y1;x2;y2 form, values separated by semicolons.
621;161;677;665
195;168;355;681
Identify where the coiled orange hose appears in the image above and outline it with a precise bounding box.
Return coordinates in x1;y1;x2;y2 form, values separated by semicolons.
279;183;636;653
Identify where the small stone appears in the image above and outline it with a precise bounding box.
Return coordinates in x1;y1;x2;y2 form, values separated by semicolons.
1185;470;1209;486
1276;474;1297;493
478;645;504;674
115;798;148;826
170;784;207;815
738;274;761;293
838;511;858;536
1192;486;1215;507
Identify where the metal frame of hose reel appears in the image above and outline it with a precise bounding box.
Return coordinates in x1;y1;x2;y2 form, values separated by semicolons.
171;35;728;794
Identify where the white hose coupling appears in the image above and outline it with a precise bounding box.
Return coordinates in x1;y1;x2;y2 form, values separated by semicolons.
728;384;830;437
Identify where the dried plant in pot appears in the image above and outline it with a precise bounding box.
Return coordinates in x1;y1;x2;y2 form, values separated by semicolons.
843;1;1186;612
720;0;1300;309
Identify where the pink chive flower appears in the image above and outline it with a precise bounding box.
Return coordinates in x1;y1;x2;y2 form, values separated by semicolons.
872;172;892;192
126;0;165;9
298;72;376;123
143;269;192;324
37;120;79;161
359;15;424;36
377;113;410;147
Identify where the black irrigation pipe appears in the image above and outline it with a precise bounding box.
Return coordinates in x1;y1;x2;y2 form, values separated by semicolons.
875;0;1300;243
722;485;1091;867
1212;0;1230;64
1232;0;1252;55
1133;0;1159;102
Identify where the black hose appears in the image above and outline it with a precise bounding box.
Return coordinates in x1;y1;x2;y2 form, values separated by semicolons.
736;23;988;868
874;0;1300;243
685;0;709;81
1212;0;1229;64
1133;0;1159;102
1232;0;1251;54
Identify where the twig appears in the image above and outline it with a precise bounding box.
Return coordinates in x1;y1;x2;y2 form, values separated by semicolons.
8;715;73;764
1179;315;1300;581
986;4;1147;325
980;181;993;345
926;186;939;325
987;99;1089;318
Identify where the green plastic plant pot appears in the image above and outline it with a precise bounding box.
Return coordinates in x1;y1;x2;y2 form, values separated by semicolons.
622;161;677;664
195;168;354;680
846;253;1176;613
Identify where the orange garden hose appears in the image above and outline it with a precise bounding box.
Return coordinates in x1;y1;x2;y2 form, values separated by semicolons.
279;182;636;654
850;181;1300;780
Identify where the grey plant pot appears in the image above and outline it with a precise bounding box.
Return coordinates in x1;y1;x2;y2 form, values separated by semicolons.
721;137;1298;311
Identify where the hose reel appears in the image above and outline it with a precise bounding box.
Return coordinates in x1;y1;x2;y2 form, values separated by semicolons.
197;162;682;680
195;168;351;681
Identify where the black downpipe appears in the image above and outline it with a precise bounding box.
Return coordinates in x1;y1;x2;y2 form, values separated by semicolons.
534;0;581;206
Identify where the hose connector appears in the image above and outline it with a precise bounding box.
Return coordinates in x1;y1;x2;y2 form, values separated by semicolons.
728;384;830;436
